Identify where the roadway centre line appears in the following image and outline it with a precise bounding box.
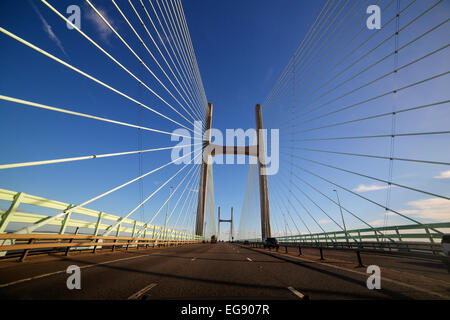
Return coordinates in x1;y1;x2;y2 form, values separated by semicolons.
287;286;306;299
127;283;158;300
246;257;253;262
262;249;450;300
0;254;151;288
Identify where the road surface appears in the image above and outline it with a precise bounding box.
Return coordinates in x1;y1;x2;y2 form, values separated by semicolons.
0;243;448;300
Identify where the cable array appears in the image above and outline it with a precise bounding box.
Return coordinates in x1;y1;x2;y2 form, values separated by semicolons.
261;0;449;240
0;0;208;239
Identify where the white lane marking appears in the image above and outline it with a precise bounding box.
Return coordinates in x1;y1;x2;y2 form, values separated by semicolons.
0;254;150;288
191;257;196;261
127;283;158;300
287;286;305;299
246;257;253;262
269;250;450;300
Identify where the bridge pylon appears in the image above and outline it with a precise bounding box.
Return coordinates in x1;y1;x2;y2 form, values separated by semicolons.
218;206;234;242
194;103;213;237
194;104;271;241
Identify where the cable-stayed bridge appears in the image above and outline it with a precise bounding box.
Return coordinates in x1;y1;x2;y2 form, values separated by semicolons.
0;0;449;300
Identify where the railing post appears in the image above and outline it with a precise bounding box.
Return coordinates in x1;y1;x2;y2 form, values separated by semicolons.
319;247;324;260
93;238;99;253
298;246;302;256
356;250;364;268
285;245;288;253
19;238;34;262
65;227;79;256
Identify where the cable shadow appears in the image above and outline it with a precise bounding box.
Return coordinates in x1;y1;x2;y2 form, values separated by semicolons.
240;246;413;299
40;250;408;300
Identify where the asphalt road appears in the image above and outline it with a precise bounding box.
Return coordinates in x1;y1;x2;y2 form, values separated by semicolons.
0;243;448;300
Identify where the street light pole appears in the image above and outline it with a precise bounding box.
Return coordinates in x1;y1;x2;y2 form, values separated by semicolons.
282;212;288;238
333;189;348;245
163;186;174;243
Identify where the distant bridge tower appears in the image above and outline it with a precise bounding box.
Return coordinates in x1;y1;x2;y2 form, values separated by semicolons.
194;103;271;240
218;206;234;242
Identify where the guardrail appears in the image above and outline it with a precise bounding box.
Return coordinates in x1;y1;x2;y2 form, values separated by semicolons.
269;240;442;255
276;223;449;244
240;241;449;268
0;234;200;262
0;188;202;259
240;222;450;256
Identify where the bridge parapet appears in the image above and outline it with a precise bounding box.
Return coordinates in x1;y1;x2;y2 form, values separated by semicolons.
0;188;202;258
241;222;450;255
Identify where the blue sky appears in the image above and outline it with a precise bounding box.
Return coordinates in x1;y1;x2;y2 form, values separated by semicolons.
0;0;449;239
261;0;450;238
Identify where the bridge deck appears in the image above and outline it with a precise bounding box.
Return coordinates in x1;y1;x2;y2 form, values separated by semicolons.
0;243;448;300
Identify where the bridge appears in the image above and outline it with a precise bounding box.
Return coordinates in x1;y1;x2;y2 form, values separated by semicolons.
0;0;449;303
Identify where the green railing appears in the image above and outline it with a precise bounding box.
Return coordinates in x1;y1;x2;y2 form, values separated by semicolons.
241;222;450;255
275;223;450;244
0;188;201;256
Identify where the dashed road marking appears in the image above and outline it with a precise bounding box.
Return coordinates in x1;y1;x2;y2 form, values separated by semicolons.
246;257;253;262
127;283;158;300
0;254;150;288
191;257;196;261
287;286;306;299
265;249;450;300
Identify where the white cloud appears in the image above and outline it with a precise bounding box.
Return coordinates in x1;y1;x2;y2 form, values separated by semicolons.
85;5;115;44
29;0;68;57
434;170;450;179
352;184;389;192
369;219;386;226
399;198;450;221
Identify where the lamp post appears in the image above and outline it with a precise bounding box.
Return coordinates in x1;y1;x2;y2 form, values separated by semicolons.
334;189;348;245
163;186;174;242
